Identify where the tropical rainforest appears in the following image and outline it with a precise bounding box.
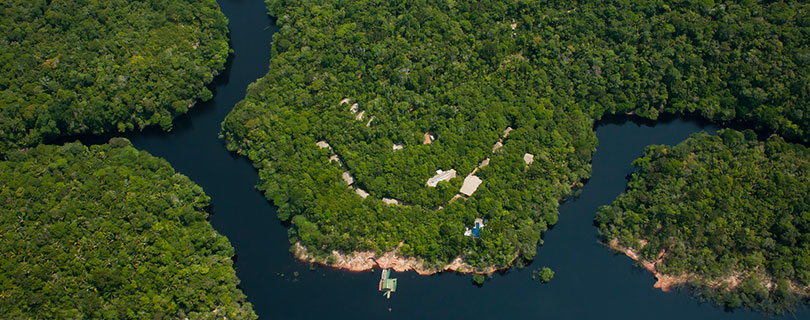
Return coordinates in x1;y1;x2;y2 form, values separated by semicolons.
0;140;256;319
0;0;255;318
222;0;810;272
2;0;809;316
596;130;810;313
224;0;599;269
0;0;230;152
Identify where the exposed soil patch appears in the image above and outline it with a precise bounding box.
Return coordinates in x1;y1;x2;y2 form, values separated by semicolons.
295;242;506;275
607;238;810;295
608;238;689;292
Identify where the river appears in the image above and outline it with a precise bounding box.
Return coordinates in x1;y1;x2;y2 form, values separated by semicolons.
66;1;808;319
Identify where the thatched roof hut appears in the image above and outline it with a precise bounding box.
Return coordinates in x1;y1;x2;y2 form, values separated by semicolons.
523;153;535;165
460;175;482;196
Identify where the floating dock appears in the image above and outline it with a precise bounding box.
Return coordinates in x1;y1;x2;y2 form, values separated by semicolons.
378;269;397;299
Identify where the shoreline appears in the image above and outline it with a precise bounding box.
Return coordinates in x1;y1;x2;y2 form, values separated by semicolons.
294;242;505;275
607;238;810;296
608;238;689;292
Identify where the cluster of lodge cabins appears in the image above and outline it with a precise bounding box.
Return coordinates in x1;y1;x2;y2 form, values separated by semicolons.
320;140;489;238
341;98;521;299
319;98;542;238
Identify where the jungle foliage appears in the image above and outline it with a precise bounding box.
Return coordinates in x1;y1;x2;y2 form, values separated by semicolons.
0;0;230;152
222;0;809;270
224;0;599;269
595;130;810;313
0;140;256;319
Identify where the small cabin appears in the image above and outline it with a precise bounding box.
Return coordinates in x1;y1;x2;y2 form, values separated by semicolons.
423;132;435;144
503;127;513;137
342;172;354;185
427;169;456;187
316;140;331;149
492;141;503;152
355;188;369;198
478;158;490;168
523;153;535;165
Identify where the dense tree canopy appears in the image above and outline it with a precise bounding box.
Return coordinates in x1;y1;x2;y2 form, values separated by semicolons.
0;0;230;152
222;0;809;270
223;0;599;269
0;140;256;319
595;130;810;313
1;0;806;314
525;0;810;140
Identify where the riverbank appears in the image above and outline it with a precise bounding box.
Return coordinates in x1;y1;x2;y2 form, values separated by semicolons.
607;238;810;298
294;242;506;275
607;239;689;292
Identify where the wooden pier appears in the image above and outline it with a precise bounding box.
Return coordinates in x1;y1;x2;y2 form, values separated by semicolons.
378;269;397;299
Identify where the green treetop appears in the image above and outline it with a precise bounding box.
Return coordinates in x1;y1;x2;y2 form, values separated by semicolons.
221;0;810;272
0;139;256;319
596;129;810;313
0;0;231;152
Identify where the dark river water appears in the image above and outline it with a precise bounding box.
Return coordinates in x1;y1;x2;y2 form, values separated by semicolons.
65;1;809;319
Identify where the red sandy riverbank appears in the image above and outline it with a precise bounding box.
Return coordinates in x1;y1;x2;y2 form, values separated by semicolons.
294;242;505;275
606;238;792;294
608;238;689;292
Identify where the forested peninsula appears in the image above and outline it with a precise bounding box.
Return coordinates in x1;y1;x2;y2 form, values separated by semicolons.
0;140;256;319
0;0;230;152
596;130;810;313
222;0;810;272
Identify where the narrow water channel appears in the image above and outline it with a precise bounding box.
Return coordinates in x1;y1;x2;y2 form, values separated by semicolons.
63;1;809;319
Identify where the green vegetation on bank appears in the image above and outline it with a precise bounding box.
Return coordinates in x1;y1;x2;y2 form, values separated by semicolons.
532;0;810;141
225;0;599;269
222;0;810;270
223;0;810;267
0;140;256;319
595;130;810;313
0;0;230;151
